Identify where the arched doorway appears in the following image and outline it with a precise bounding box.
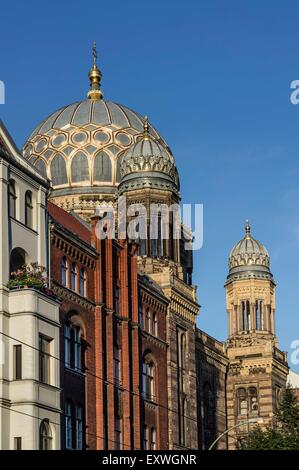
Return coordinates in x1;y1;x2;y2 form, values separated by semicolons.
10;247;27;277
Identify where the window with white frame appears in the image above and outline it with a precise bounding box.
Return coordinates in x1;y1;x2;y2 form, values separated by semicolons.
142;360;155;401
64;323;83;372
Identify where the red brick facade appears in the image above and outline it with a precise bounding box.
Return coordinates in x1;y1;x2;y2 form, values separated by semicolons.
48;206;169;450
138;274;169;449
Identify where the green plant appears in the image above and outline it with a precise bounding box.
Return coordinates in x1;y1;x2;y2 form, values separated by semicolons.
240;387;299;450
7;262;47;291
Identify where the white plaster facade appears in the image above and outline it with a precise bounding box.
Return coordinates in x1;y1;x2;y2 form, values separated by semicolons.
0;121;61;449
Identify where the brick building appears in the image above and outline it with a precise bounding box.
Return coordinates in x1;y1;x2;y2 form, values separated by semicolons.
48;204;170;450
10;47;292;451
138;274;169;450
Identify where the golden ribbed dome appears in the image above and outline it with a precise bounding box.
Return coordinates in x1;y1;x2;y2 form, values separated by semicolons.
21;48;177;219
22;100;167;195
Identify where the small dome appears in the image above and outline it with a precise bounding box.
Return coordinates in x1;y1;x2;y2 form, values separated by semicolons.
227;222;273;282
118;117;179;195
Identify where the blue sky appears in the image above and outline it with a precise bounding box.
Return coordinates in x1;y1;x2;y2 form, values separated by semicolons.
1;0;299;371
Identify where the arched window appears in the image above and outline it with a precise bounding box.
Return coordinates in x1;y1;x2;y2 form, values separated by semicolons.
237;388;248;416
94;151;112;182
64;323;83;372
145;308;151;334
71;151;90;183
50;154;67;185
255;300;263;331
65;400;73;450
180;334;186;370
241;301;251;332
138;300;144;329
25;191;33;228
142;360;155;401
152;312;157;336
275;386;282;409
151;214;163;257
75;404;83;450
74;326;82;371
137;231;147;257
39;419;52;450
71;263;78;291
150;428;156;450
64;324;71;368
79;268;86;296
143;425;149;450
249;387;258;414
61;256;68;287
10;247;27;278
35;159;47;178
8;179;17;218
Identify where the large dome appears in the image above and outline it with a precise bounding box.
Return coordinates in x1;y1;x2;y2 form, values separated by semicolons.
23;99;167;194
227;222;273;282
22;51;175;219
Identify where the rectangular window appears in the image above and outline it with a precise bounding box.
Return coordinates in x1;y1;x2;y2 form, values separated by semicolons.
138;302;144;329
74;327;82;372
114;416;123;450
152;312;157;336
145;308;151;334
76;405;83;450
39;334;51;384
142;362;154;401
255;300;263;331
143;425;149;450
114;285;120;313
241;300;251;331
64;325;71;368
150;428;156;450
13;345;22;380
113;346;121;385
14;437;22;450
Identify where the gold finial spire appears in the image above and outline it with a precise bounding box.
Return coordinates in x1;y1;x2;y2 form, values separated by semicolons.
87;41;103;101
92;41;97;66
143;116;150;139
245;219;251;239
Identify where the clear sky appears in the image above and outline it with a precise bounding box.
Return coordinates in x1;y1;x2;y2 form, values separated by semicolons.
1;0;299;372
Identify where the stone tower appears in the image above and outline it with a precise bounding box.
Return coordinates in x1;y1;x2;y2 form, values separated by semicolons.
225;222;288;449
22;48;199;449
118;121;199;449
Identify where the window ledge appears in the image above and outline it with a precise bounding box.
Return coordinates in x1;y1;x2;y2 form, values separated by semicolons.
65;365;85;377
9;216;38;234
